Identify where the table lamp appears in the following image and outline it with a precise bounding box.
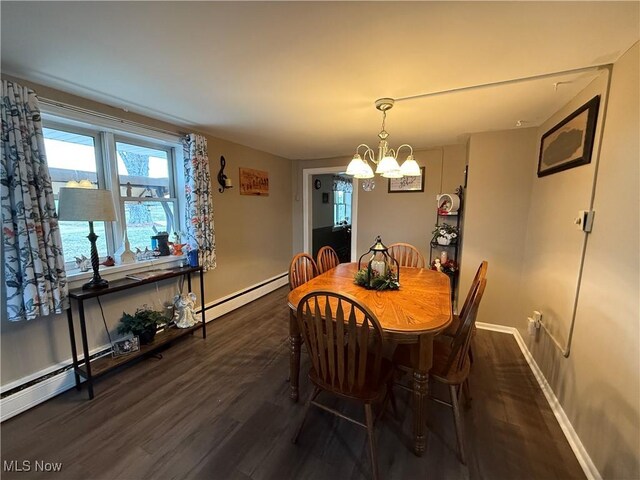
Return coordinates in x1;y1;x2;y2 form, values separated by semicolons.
58;186;116;290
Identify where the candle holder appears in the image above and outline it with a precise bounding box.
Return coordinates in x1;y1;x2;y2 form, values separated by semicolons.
355;235;400;290
217;155;233;193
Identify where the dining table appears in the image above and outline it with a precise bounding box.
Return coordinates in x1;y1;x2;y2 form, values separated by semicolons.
287;262;452;456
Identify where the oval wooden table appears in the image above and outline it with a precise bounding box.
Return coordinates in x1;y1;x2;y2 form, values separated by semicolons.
287;262;452;456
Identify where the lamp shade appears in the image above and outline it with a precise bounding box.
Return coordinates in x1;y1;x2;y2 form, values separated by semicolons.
58;187;116;222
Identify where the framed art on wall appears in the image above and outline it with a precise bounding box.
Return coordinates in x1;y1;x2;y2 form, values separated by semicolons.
239;167;269;196
537;95;600;178
388;167;425;193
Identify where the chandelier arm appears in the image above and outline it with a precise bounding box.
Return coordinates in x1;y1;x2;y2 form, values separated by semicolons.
395;144;414;157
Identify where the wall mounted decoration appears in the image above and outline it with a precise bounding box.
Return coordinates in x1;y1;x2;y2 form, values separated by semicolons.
239;167;269;196
322;192;329;203
217;155;233;193
388;167;425;193
537;95;600;178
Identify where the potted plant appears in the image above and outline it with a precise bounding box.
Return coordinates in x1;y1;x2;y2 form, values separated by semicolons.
117;307;170;345
432;223;459;246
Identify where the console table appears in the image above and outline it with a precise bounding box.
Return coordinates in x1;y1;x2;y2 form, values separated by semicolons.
66;265;206;399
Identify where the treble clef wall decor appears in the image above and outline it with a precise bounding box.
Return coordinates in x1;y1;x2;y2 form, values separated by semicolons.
217;155;233;193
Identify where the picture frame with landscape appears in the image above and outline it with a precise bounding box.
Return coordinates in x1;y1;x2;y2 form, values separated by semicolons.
537;95;600;178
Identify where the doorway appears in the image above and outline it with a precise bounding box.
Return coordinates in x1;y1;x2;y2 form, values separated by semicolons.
303;167;358;262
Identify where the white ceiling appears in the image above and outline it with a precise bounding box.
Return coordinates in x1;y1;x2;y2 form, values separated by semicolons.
2;2;638;160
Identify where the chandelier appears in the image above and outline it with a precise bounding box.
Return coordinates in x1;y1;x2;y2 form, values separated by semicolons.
345;98;420;179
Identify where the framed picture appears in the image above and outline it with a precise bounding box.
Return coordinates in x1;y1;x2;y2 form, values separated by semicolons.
239;167;269;196
112;336;140;358
537;96;600;178
322;192;329;203
388;167;425;193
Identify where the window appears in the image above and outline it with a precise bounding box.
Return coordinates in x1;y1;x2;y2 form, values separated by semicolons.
333;176;352;226
42;116;182;266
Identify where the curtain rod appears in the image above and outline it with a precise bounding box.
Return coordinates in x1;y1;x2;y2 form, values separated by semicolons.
394;63;612;103
38;97;188;138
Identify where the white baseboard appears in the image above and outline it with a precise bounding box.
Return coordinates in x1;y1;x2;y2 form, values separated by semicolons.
1;369;78;422
200;272;288;322
0;272;288;423
476;323;602;480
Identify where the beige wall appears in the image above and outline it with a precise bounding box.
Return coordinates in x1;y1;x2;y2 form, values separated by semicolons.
520;44;639;480
460;127;538;323
1;76;293;384
293;145;467;264
461;43;639;478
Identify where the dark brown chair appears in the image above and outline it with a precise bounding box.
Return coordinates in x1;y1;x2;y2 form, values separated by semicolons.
443;260;488;337
292;291;393;480
316;246;340;274
393;278;487;464
428;278;486;464
288;253;318;291
388;243;426;268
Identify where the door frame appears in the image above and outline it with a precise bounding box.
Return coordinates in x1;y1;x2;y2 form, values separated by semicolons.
302;167;358;262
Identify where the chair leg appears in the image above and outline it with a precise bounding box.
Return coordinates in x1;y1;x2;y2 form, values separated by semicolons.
468;344;475;365
449;385;467;465
364;403;380;480
292;386;320;444
462;378;472;408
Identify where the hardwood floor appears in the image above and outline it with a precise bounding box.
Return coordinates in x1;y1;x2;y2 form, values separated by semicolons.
1;287;585;479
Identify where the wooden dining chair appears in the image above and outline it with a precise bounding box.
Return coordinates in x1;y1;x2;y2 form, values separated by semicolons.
288;253;319;291
292;291;394;480
392;278;486;464
388;243;426;268
428;277;486;464
316;246;340;274
443;261;488;337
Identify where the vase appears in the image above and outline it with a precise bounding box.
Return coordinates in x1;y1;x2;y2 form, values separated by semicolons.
436;237;450;246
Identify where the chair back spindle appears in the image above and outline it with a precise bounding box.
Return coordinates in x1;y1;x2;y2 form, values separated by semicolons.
288;253;319;290
388;243;426;268
316;246;340;274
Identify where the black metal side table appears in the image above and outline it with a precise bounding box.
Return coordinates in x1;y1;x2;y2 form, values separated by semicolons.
66;265;206;399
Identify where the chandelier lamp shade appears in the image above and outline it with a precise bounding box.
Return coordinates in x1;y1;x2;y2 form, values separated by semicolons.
345;98;421;179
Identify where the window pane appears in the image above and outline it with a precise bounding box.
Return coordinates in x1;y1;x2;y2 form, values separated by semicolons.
124;201;175;251
116;141;170;198
44;128;107;264
43;127;99;194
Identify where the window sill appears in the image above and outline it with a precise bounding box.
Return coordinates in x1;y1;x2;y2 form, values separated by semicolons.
66;255;187;290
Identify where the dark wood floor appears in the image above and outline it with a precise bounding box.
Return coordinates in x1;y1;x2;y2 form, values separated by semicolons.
1;287;585;480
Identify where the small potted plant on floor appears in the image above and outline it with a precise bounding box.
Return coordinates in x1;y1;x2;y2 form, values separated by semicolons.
117;306;170;345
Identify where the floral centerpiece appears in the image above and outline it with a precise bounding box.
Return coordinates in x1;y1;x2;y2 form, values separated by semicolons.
432;223;459;246
354;268;399;291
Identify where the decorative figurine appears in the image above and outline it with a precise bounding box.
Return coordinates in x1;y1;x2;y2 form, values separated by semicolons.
433;258;443;272
75;255;90;272
100;256;115;267
173;292;198;328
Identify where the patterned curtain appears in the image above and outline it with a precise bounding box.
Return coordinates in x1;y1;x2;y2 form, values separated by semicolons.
1;81;69;321
182;134;216;271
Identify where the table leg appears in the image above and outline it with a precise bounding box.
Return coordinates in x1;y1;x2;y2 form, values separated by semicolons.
66;306;81;390
413;334;434;456
77;301;94;400
289;309;301;402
